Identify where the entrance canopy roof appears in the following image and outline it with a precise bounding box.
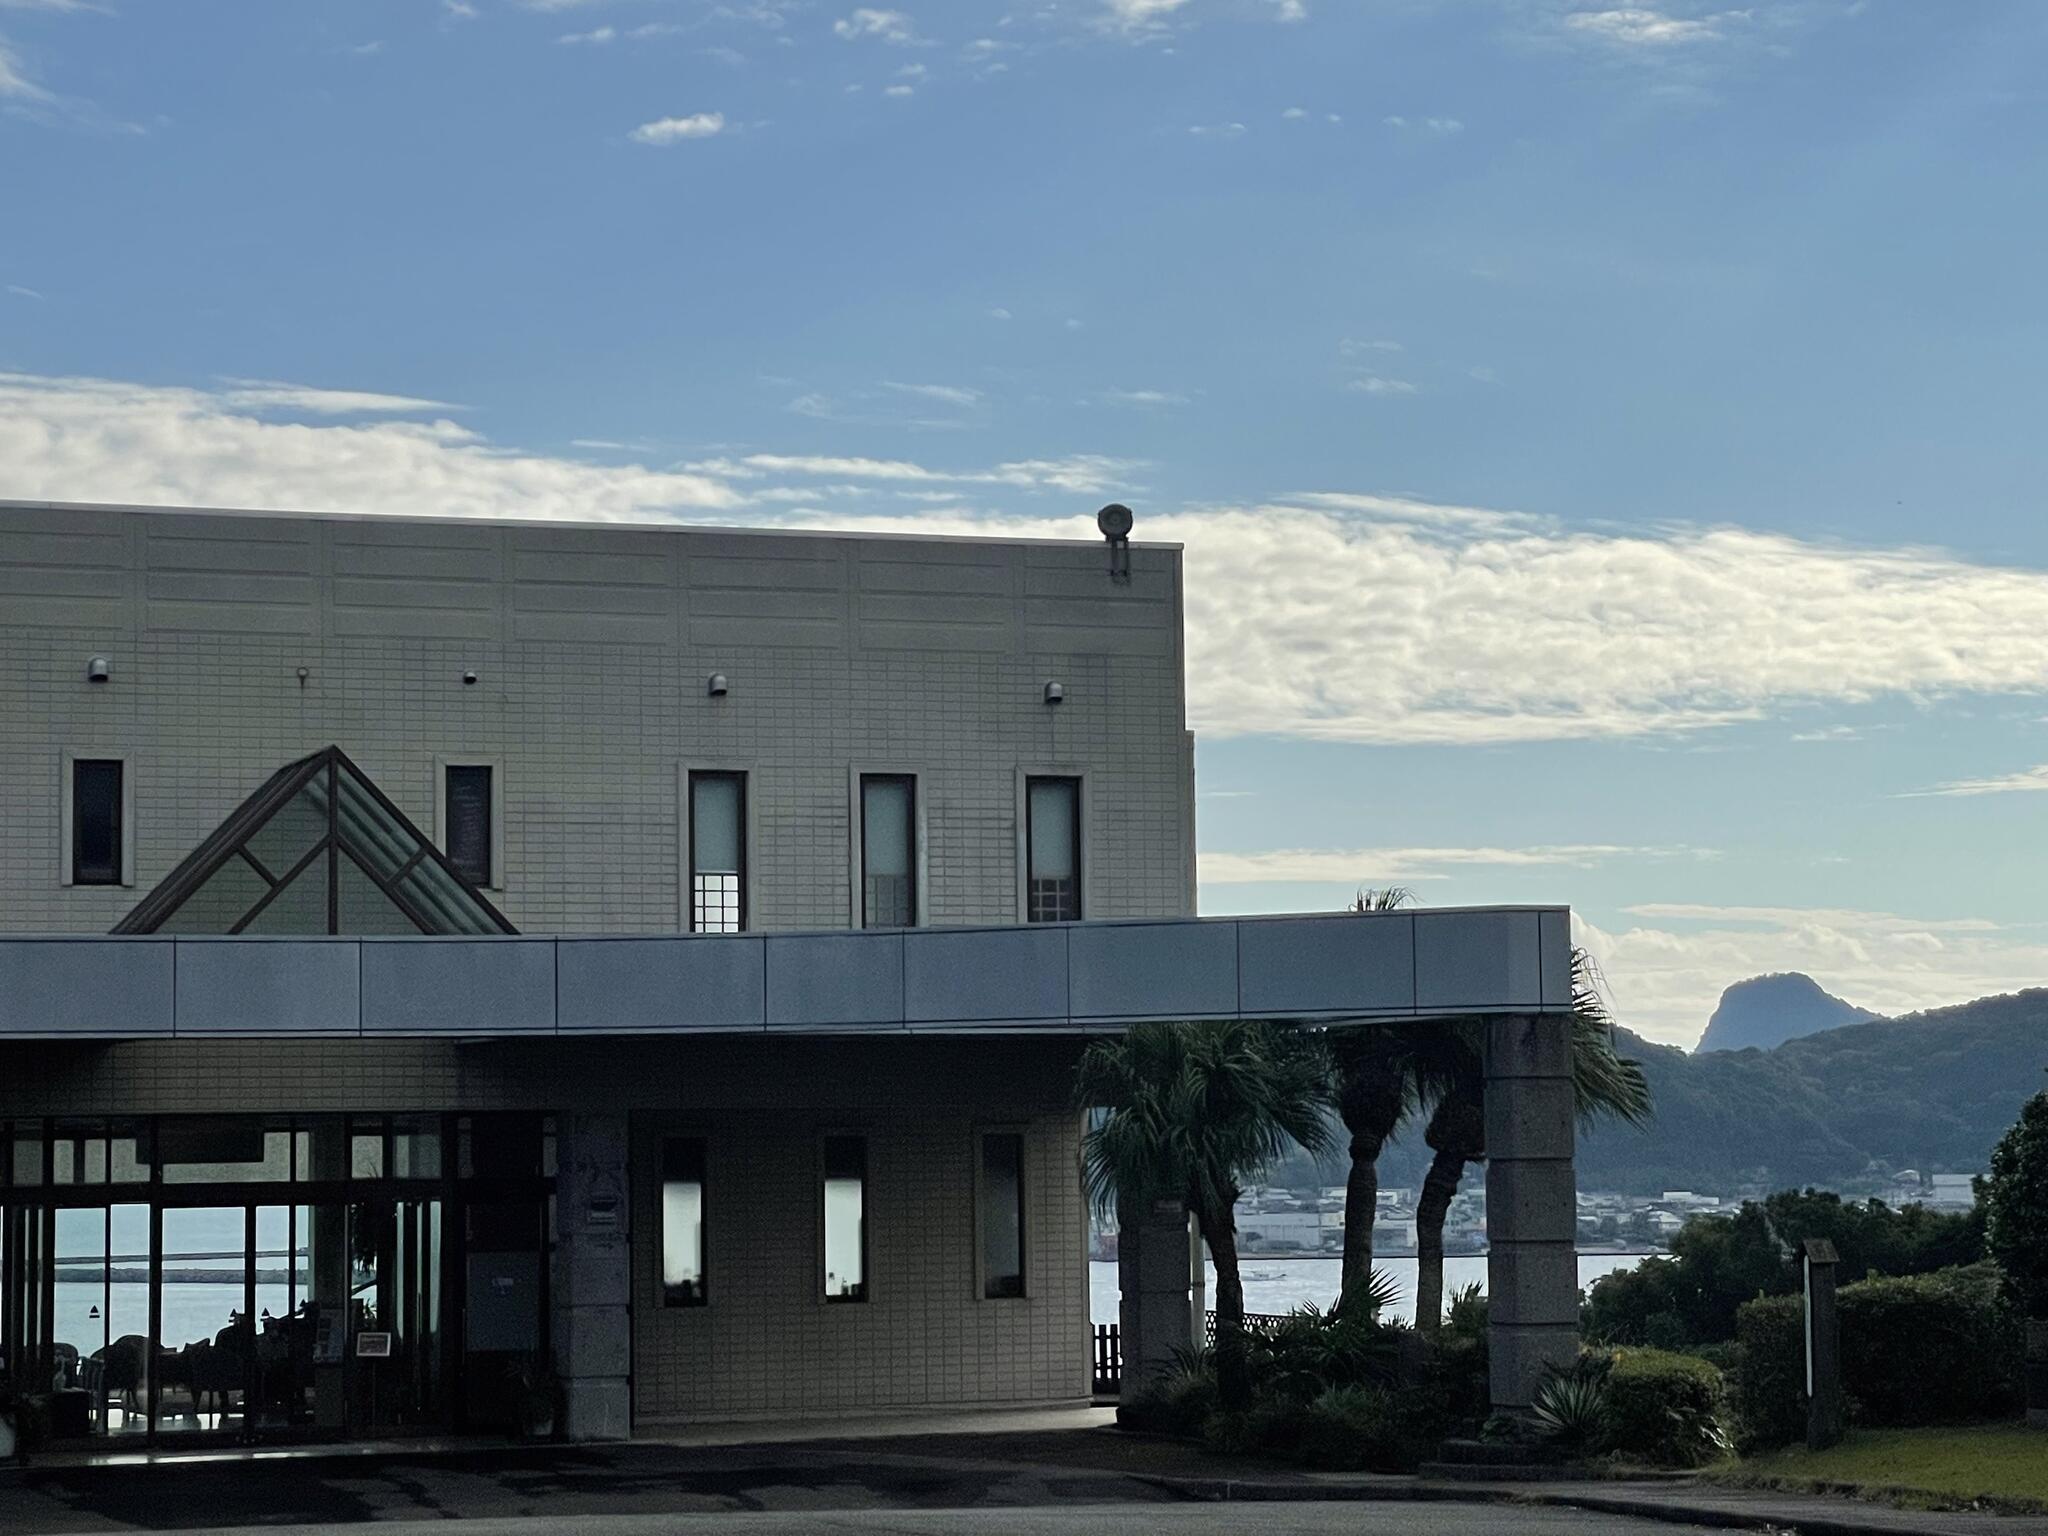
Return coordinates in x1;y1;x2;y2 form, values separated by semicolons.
0;907;1569;1041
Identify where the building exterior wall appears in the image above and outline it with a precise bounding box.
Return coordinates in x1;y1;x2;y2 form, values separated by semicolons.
0;1034;1090;1423
0;502;1192;936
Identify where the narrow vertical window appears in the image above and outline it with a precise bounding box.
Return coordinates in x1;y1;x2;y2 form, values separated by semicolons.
980;1132;1025;1300
662;1138;707;1307
860;774;916;929
444;764;493;887
690;772;745;933
1025;776;1081;923
822;1134;867;1303
72;758;124;886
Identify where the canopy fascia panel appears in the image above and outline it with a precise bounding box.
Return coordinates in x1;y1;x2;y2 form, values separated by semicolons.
0;907;1570;1040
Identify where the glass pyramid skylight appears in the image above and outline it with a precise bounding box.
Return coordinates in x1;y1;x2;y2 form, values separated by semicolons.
113;747;516;936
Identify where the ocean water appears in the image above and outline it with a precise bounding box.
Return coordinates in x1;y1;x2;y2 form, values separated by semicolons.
1087;1254;1646;1327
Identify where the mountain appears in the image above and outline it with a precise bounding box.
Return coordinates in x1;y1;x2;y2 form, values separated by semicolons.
1695;971;1878;1054
1572;988;2048;1194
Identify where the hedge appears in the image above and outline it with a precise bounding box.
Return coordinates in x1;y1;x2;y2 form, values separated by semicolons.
1601;1348;1729;1467
1735;1262;2022;1448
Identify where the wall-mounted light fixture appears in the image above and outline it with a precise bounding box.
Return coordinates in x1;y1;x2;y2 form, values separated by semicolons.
1097;503;1133;586
462;670;479;686
296;666;310;689
707;673;730;698
1044;681;1065;706
86;655;111;683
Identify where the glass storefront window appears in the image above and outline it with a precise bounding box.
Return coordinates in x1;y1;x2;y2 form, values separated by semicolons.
979;1132;1026;1300
661;1138;707;1307
823;1135;867;1304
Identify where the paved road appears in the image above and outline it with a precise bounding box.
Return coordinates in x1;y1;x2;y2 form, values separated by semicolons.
0;1444;1717;1536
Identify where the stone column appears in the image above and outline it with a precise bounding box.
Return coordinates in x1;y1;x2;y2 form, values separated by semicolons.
1117;1196;1198;1398
1483;1013;1578;1415
553;1114;632;1440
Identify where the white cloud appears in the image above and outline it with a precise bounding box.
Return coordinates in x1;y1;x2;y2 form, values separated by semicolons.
882;381;980;407
1282;106;1306;120
1348;376;1417;396
6;283;43;300
1564;8;1725;45
1582;904;2045;1046
1384;115;1463;134
19;372;2048;758
217;380;460;415
0;372;739;521
1904;763;2048;798
1102;0;1191;33
629;111;726;144
834;8;918;43
442;1;479;19
559;26;616;44
0;33;50;100
1201;843;1671;885
1096;388;1188;407
1188;122;1247;139
884;82;914;96
1272;0;1307;19
987;307;1013;321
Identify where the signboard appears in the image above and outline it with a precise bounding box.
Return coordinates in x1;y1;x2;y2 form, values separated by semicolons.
355;1331;393;1359
312;1307;344;1365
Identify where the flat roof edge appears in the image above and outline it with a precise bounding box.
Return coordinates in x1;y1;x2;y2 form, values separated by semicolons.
0;498;1186;554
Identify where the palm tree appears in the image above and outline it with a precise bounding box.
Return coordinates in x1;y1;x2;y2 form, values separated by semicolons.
1330;886;1419;1317
1077;1018;1337;1409
1409;948;1652;1338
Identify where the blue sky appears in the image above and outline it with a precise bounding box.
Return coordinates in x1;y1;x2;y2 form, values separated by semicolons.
4;0;2048;1043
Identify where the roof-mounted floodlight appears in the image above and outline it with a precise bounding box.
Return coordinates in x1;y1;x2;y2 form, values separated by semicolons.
1097;503;1133;587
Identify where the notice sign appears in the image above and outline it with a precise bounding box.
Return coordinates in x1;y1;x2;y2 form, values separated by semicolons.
355;1331;393;1358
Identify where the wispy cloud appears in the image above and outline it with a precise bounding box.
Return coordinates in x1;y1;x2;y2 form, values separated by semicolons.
834;8;920;43
441;0;479;20
1202;843;1680;885
217;380;460;415
1903;763;2048;798
1564;8;1729;46
1347;376;1417;397
881;381;981;407
0;32;50;100
629;111;726;144
1188;121;1247;139
1100;0;1191;35
559;26;616;44
5;283;43;300
1094;388;1189;408
1383;115;1463;134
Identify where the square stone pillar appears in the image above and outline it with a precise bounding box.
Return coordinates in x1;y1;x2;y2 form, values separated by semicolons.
553;1114;632;1440
1117;1197;1199;1397
1484;1013;1578;1415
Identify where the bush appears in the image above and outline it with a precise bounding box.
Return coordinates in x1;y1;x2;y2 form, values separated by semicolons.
1733;1294;1807;1451
1735;1263;2021;1450
1293;1384;1436;1471
1121;1353;1217;1437
1837;1264;2020;1425
1984;1092;2048;1320
1601;1348;1729;1467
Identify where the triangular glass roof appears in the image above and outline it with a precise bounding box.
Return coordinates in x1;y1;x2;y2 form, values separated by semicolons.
113;746;517;937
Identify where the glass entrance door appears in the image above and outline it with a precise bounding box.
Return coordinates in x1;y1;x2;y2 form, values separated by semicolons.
154;1206;252;1436
48;1204;150;1439
348;1197;445;1434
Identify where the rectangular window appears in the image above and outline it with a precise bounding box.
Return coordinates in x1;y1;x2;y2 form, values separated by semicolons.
72;758;124;886
1025;777;1081;923
979;1132;1026;1300
822;1134;866;1303
860;774;916;928
690;771;746;933
661;1137;707;1307
444;764;493;887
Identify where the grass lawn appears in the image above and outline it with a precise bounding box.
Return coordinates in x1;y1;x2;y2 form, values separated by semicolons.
1721;1424;2048;1511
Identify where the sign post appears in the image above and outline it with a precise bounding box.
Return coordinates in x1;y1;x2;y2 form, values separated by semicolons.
1802;1237;1844;1451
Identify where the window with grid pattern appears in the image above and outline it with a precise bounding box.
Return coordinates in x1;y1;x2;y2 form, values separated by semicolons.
689;772;746;933
1025;777;1080;923
860;774;916;928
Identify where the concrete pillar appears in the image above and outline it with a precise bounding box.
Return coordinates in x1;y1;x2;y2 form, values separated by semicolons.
1117;1196;1198;1396
1483;1013;1578;1415
552;1114;632;1440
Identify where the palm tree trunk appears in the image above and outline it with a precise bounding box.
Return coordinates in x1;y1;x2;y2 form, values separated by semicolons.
1414;1144;1467;1339
1195;1199;1251;1411
1334;1042;1406;1318
1339;1124;1387;1312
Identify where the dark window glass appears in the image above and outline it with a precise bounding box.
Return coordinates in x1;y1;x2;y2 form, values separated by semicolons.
690;772;746;933
662;1138;707;1306
860;775;916;929
823;1135;866;1303
980;1133;1026;1299
1025;777;1081;923
445;765;493;887
72;758;123;886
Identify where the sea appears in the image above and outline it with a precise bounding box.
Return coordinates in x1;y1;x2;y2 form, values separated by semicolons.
1087;1254;1648;1327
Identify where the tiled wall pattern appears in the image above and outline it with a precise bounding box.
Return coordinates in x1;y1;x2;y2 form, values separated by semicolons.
0;504;1194;934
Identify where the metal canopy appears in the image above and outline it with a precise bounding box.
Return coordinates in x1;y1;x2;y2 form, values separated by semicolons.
0;907;1570;1040
111;746;516;938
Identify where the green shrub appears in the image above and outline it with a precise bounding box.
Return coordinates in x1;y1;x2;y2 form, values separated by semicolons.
1601;1348;1729;1467
1734;1293;1807;1451
1735;1263;2021;1450
1292;1384;1434;1471
1531;1364;1611;1456
1837;1263;2020;1425
1121;1353;1217;1438
1246;1303;1397;1400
